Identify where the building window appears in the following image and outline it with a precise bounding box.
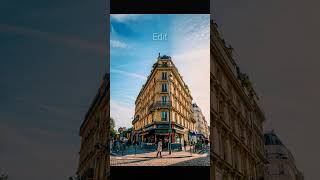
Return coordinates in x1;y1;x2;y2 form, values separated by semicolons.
175;113;177;123
161;111;168;121
162;83;168;92
279;164;285;175
162;72;167;80
161;96;167;103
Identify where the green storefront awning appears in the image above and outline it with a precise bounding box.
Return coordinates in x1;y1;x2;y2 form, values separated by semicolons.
155;129;169;134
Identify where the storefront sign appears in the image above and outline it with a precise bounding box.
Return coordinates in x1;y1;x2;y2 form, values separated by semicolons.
155;129;168;133
157;124;169;129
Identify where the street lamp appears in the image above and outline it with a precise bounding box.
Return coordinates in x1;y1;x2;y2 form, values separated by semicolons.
168;73;172;155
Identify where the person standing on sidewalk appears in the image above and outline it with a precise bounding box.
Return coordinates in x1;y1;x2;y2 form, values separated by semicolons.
156;139;163;158
184;140;187;151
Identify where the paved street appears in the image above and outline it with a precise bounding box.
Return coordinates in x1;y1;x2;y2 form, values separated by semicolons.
110;149;210;166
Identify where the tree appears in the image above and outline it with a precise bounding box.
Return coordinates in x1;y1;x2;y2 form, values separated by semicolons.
110;117;117;138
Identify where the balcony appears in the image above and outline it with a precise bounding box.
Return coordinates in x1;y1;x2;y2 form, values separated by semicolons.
190;117;196;123
149;101;172;112
132;115;140;124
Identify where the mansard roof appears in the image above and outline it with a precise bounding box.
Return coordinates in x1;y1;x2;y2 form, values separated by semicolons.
264;131;283;145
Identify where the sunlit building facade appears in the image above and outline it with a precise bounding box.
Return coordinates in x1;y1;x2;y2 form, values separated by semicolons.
210;20;267;180
132;55;196;145
77;73;109;180
192;103;209;138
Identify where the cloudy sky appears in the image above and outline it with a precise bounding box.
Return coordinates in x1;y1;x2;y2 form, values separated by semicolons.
0;0;107;179
110;14;210;130
212;0;320;179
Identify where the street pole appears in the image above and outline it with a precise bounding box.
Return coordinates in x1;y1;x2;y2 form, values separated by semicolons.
135;143;137;156
190;141;192;156
168;74;172;155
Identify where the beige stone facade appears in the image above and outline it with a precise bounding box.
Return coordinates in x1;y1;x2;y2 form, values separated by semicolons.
192;103;209;138
77;73;109;180
132;55;196;145
210;20;267;180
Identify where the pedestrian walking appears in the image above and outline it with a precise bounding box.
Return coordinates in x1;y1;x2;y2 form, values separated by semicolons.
184;140;187;151
156;139;163;158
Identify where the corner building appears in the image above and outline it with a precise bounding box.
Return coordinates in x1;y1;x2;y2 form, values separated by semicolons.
132;55;196;145
77;73;109;180
210;20;267;180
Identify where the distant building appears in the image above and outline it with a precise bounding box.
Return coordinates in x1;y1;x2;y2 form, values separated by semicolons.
123;128;133;142
264;131;304;180
192;103;209;138
77;73;109;180
208;126;210;140
132;54;196;145
118;127;126;134
210;20;267;180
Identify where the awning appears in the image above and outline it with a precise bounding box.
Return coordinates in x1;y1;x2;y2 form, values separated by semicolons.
155;129;169;134
175;129;186;134
155;133;169;136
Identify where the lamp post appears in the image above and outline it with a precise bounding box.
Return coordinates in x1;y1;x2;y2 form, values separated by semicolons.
168;73;172;155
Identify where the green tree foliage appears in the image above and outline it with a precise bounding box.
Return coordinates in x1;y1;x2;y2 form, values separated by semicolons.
110;117;117;138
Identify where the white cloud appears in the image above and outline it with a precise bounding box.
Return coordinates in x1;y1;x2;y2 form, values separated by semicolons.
172;48;210;125
110;68;147;80
171;15;210;125
111;14;143;22
172;15;210;51
110;99;135;129
110;39;129;48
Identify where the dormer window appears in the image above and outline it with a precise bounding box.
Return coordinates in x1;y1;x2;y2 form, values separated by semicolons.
162;62;168;67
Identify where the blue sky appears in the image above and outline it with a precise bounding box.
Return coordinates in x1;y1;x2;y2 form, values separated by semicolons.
110;14;210;129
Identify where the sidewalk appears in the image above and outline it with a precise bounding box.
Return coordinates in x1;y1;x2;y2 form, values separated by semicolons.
124;150;195;159
110;150;209;166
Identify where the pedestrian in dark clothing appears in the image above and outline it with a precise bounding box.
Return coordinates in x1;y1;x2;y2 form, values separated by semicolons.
205;139;209;149
184;140;187;151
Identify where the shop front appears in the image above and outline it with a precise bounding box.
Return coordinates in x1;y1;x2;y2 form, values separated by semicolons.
133;122;186;150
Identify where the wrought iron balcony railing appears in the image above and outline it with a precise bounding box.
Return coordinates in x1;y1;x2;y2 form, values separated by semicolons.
149;101;172;111
132;115;140;124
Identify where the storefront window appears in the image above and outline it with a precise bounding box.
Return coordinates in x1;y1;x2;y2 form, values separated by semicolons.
175;134;181;143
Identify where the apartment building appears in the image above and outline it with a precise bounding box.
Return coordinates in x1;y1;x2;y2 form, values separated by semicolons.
210;20;267;180
132;54;196;145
